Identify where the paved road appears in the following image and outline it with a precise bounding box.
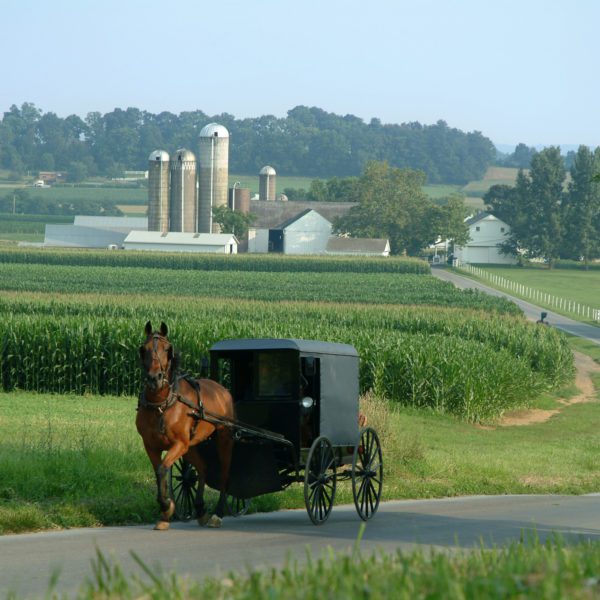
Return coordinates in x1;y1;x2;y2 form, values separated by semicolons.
3;495;600;598
432;266;600;345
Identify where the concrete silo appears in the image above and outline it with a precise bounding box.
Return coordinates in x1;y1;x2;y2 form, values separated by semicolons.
147;150;170;232
169;148;197;232
198;123;229;233
229;186;251;214
259;165;276;201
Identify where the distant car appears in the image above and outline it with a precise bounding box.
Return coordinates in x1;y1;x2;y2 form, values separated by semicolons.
33;180;45;187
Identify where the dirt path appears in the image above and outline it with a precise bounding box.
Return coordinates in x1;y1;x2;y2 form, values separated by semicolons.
499;351;600;426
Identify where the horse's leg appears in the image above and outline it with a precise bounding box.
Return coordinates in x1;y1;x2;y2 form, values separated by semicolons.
210;428;234;528
154;440;188;531
182;447;210;526
141;443;173;531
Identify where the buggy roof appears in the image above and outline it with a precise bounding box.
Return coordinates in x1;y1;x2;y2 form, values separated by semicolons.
210;338;358;358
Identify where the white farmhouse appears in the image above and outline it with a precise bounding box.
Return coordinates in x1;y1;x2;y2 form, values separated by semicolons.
453;212;517;265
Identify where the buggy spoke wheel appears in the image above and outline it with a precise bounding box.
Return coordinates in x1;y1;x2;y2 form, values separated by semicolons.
169;458;198;521
304;436;336;525
226;494;250;517
352;427;383;521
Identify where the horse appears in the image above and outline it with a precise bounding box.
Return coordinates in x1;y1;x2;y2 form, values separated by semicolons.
136;321;235;531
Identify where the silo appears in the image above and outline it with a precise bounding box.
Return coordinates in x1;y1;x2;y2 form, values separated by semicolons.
259;165;277;201
169;148;197;232
229;186;251;214
198;123;229;233
147;150;170;232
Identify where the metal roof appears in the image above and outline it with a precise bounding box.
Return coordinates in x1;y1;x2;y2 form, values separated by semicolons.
124;231;238;245
199;123;229;138
173;148;196;162
148;150;169;162
210;338;358;357
73;216;148;229
259;165;276;175
326;237;390;254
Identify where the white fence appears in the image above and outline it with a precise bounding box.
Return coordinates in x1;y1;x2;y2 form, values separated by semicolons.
456;262;600;323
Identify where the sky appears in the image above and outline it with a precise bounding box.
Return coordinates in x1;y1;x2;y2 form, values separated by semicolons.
1;0;598;150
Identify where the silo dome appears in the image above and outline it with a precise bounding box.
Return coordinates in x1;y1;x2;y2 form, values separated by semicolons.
259;165;276;175
199;123;229;138
149;150;169;162
173;148;196;162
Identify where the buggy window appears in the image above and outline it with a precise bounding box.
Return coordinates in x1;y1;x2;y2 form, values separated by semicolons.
257;352;295;397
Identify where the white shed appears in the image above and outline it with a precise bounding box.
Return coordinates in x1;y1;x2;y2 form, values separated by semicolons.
123;231;238;254
453;212;516;265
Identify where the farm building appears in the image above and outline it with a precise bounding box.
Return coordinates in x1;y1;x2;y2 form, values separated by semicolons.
248;209;332;254
453;212;517;265
326;237;390;257
44;216;148;248
123;231;238;253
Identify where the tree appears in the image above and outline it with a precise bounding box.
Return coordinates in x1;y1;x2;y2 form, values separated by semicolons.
561;146;600;266
334;161;431;255
212;206;255;239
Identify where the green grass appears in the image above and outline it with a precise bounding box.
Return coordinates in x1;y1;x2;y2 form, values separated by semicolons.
459;265;600;322
17;185;147;205
422;183;462;199
70;538;600;600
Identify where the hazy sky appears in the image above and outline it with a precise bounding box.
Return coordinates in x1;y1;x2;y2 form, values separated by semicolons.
1;0;598;149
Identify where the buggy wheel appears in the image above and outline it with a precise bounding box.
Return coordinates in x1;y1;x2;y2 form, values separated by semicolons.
226;495;250;517
352;427;383;520
169;458;198;521
304;436;337;525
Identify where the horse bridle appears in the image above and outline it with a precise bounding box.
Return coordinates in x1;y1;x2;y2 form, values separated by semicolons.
144;333;173;389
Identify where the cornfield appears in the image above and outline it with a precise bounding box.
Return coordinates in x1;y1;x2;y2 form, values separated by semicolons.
0;263;521;313
0;292;573;421
0;247;430;274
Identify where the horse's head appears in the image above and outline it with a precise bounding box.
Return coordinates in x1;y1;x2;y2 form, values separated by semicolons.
140;321;174;391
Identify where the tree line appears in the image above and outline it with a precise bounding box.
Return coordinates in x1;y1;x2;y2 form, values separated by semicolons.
0;103;495;184
484;145;600;267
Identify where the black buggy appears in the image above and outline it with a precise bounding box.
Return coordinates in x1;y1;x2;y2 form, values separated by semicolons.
169;339;383;525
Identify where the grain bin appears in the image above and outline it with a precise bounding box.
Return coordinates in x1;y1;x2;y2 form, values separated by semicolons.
147;150;170;232
229;186;251;214
198;123;229;233
259;165;277;201
169;148;197;232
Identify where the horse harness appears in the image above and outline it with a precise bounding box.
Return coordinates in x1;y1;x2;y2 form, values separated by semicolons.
138;371;205;439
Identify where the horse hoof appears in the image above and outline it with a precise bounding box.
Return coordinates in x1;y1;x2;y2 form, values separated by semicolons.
207;515;222;528
154;520;170;531
197;513;211;526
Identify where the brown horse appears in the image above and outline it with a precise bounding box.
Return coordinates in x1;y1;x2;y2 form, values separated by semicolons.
136;321;235;531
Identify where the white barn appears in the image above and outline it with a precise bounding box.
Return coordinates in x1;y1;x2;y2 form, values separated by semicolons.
248;209;332;254
453;212;516;265
123;231;238;254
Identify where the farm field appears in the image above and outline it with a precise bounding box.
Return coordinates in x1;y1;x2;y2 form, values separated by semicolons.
461;265;600;319
0;249;584;537
0;351;596;535
0;262;522;310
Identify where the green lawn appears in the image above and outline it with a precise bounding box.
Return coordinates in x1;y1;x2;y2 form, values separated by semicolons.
464;265;600;319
